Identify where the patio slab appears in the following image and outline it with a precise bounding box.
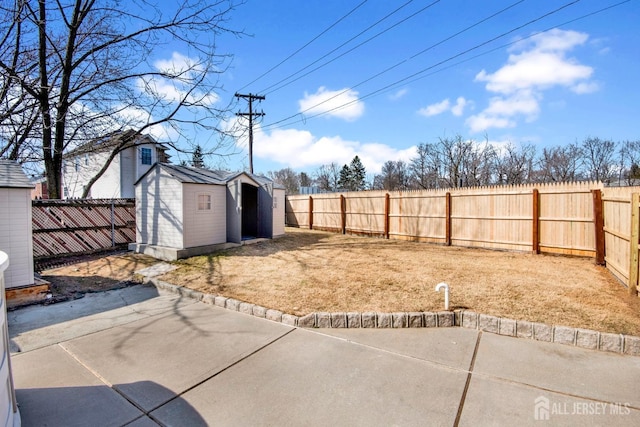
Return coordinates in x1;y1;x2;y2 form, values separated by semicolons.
459;375;640;426
316;327;479;370
9;286;197;353
151;328;468;426
61;302;293;412
12;345;143;427
473;332;640;408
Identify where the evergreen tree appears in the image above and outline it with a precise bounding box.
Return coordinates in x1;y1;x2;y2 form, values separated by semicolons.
350;155;367;191
191;145;205;168
338;164;352;190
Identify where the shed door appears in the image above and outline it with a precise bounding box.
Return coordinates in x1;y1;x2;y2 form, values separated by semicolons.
241;183;259;239
226;180;241;244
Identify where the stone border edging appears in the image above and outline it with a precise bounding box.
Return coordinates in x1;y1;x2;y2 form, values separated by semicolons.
146;278;640;357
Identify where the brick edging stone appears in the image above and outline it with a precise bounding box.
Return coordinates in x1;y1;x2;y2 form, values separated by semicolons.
147;278;640;357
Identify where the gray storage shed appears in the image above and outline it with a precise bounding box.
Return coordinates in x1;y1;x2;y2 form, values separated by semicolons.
130;163;285;261
0;160;35;289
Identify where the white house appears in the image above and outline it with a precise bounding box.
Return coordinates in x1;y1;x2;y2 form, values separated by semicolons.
129;163;285;261
62;130;170;199
0;160;35;289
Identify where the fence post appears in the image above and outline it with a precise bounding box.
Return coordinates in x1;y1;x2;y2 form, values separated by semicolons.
591;189;605;265
629;193;639;296
308;196;313;230
340;194;346;234
111;199;115;247
445;192;451;246
532;189;540;254
384;193;390;239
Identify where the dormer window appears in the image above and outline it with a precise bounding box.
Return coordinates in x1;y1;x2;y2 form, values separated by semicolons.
141;147;152;165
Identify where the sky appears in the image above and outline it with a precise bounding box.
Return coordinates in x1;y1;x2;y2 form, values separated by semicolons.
154;0;640;177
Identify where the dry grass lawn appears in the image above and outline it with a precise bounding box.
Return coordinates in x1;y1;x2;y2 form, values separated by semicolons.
157;227;640;336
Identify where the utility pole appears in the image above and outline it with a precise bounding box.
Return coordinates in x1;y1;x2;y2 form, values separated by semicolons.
235;93;265;174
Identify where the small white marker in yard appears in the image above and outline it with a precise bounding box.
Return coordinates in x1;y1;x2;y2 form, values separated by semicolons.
435;282;449;310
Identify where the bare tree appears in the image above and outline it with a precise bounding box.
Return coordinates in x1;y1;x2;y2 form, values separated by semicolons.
267;168;299;195
618;140;640;185
373;160;411;191
495;143;536;185
409;143;440;189
314;162;341;192
581;137;617;184
538;144;582;183
0;0;242;198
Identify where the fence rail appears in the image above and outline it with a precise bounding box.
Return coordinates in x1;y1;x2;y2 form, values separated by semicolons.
32;198;135;260
286;182;640;296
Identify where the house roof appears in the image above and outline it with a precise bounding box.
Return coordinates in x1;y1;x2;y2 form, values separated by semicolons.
0;160;34;189
136;163;284;190
65;130;169;157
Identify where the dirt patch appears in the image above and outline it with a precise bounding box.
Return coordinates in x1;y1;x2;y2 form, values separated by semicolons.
40;252;158;301
38;228;640;335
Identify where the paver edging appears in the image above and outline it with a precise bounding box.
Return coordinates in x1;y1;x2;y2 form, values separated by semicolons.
144;277;640;357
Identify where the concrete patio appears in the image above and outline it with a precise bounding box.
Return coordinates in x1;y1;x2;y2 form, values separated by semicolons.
8;285;640;426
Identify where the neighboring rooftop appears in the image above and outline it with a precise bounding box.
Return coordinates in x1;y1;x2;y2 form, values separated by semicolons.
0;160;34;189
65;130;170;159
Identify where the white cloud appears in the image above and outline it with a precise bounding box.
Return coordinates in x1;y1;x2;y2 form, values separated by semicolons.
389;88;409;101
154;52;203;76
236;124;414;174
418;99;450;117
451;97;469;116
469;29;596;133
419;96;470;117
571;81;599;94
298;86;364;121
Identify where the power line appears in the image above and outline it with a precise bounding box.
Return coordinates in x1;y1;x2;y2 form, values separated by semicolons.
267;0;526;125
263;0;443;96
261;0;595;131
257;0;421;94
238;0;370;92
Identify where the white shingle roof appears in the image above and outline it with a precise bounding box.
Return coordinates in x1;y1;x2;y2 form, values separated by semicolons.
0;160;34;189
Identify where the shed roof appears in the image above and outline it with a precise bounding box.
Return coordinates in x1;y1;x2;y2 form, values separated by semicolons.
137;163;284;190
153;163;228;185
0;160;34;189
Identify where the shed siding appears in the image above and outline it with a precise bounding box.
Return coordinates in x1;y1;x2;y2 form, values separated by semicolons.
136;170;184;248
183;183;227;248
0;188;34;288
273;188;286;237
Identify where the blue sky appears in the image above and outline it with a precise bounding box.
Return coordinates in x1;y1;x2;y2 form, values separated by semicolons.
154;0;640;176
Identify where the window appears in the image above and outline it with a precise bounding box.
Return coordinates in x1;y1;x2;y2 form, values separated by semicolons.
74;157;79;172
197;194;211;211
140;147;152;165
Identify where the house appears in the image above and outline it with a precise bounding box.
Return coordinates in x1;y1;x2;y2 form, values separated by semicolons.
30;175;48;199
62;130;170;199
0;160;35;289
129;163;285;261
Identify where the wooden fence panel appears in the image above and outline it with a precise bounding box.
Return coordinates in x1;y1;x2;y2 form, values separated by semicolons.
345;193;386;236
308;194;341;232
538;183;601;257
389;191;446;243
451;189;532;252
602;186;640;292
285;196;309;227
32;199;135;259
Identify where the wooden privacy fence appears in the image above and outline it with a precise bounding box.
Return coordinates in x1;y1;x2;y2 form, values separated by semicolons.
286;182;640;295
32;199;135;260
